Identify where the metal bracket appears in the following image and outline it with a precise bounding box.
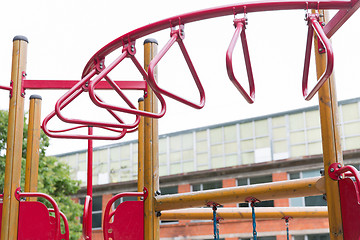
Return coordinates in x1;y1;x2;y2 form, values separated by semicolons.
21;71;26;98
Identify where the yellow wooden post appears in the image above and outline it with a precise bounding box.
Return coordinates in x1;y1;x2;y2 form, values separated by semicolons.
1;35;28;240
314;10;344;240
24;95;42;202
138;97;145;194
143;38;159;240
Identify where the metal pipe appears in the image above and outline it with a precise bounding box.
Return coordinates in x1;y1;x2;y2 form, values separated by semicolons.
24;95;42;202
138;97;145;194
155;177;325;211
160;207;328;220
1;35;28;240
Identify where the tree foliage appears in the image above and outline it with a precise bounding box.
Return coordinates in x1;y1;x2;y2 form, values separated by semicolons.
0;110;82;240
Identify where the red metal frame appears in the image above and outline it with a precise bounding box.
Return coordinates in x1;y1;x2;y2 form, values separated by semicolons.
302;13;334;100
82;195;92;240
226;17;255;104
103;188;148;240
87;42;167;118
147;25;206;109
49;209;70;240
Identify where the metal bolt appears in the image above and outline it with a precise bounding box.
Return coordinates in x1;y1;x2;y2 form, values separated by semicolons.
319;48;323;52
21;93;25;97
156;211;162;217
99;65;103;69
330;168;335;172
338;164;342;168
319;14;324;17
155;190;161;196
22;73;26;77
321;22;325;26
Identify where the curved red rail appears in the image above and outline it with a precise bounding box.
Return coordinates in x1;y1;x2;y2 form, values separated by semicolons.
82;195;92;240
147;25;205;109
302;13;334;100
81;0;351;77
226;18;255;104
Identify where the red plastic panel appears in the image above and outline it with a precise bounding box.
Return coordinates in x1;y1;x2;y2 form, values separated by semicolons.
338;178;360;240
107;201;144;240
17;201;57;240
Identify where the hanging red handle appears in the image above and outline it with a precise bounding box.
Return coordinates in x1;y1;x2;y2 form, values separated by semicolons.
302;13;334;100
147;25;206;109
226;18;255;104
88;42;167;118
82;195;92;240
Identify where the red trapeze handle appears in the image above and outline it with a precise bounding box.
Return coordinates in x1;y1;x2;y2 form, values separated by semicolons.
147;25;206;109
16;190;61;240
42;89;129;140
82;195;92;240
226;18;255;104
103;188;148;240
54;63;141;130
302;13;334;101
88;42;166;119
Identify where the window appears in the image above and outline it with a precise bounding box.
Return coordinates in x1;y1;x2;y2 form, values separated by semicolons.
192;181;222;192
293;233;330;240
238;175;274;207
289;170;327;207
240;237;276;240
80;195;102;229
160;186;178;224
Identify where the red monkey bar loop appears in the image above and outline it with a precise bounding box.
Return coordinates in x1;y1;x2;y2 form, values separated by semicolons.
226;17;255;104
88;41;167;118
302;13;334;100
147;25;206;109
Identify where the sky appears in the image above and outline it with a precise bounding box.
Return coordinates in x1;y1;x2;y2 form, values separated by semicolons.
0;0;359;155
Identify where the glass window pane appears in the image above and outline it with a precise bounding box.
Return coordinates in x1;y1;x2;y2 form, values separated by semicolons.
272;127;286;140
224;125;237;142
224;142;237;154
170;163;181;175
305;195;327;206
345;136;360;150
92;196;102;211
272;116;285;127
343;122;360;136
240;139;253;151
225;155;237;166
290;144;306;157
196;141;208;153
182;133;193;149
308;142;322;155
255;137;269;149
342;103;359;122
289;113;304;131
170;136;181;151
78;161;86;171
273;140;287;153
159;154;167;165
182;150;193;161
78;152;87;162
237;178;248;186
196;153;208;165
159;166;167;176
120;160;130;170
289;172;300;180
306;110;320;128
290;197;304;206
210;128;223;144
161;186;178;195
212;156;224;168
308;234;330;240
307;128;321;142
196;130;207;141
159;138;167;154
290;131;305;144
183;161;194;172
302;169;320;178
250;175;272;185
169;152;181;163
257;200;274;207
110;147;120;161
203;181;222;190
120;146;130;160
192;184;201;192
211;144;223;156
241;152;254;164
240;122;253;138
255;120;268;137
92;212;102;228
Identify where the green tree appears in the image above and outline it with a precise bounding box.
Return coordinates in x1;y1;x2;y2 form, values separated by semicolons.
0;110;82;240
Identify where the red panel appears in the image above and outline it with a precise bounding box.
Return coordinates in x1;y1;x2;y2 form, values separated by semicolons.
17;201;57;240
338;178;360;240
108;201;144;240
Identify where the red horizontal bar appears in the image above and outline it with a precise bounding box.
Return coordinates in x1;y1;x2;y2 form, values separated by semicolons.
82;0;353;77
22;80;147;90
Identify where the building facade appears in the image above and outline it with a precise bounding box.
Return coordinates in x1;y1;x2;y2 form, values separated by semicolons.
56;97;360;240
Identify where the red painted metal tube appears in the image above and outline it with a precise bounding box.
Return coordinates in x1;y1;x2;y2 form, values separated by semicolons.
88;48;167;118
302;13;334;100
82;195;92;240
226;18;255;104
147;25;205;109
16;191;61;240
0;85;12;91
49;209;70;240
82;0;352;77
103;189;148;240
85;127;93;240
22;79;147;90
